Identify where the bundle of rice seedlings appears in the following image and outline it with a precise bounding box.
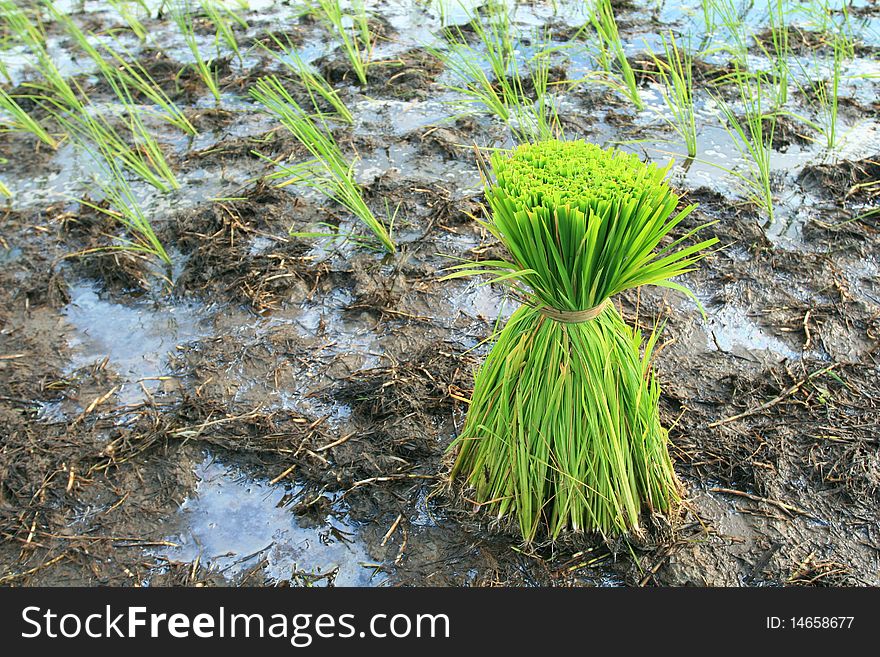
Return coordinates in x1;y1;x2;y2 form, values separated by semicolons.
446;140;717;542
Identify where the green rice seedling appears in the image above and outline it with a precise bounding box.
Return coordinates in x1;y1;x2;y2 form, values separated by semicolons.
99;41;198;136
790;31;847;152
0;86;58;147
526;45;562;141
433;4;564;143
815;33;844;152
4;2;176;190
0;177;11;198
2;1;44;47
434;1;515;114
42;83;180;192
250;76;395;252
797;0;856;58
258;32;353;123
47;6;118;76
701;0;717;37
2;1;82;110
432;0;449;27
170;0;222;102
0;55;11;85
473;0;515;79
762;0;791;110
107;0;150;41
647;32;697;158
444;140;717;542
714;67;776;221
49;5;197;136
711;0;751;64
315;0;375;87
436;43;562;143
79;158;172;268
832;0;856;59
118;95;180;190
65;111;180;193
589;0;644;110
200;0;248;64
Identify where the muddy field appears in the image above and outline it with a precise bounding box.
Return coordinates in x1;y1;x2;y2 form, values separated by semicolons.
1;1;878;587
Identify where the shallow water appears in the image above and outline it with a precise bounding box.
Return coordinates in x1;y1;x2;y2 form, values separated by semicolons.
703;303;800;362
157;454;378;586
64;281;209;404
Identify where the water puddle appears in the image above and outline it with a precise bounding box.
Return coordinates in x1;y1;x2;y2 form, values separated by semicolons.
355;97;457;137
703;303;800;362
64;282;208;404
157;455;378;586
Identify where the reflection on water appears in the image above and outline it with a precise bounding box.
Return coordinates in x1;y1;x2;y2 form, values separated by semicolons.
159;455;379;586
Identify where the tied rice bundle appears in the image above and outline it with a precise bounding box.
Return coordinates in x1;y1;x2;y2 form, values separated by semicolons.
447;140;717;542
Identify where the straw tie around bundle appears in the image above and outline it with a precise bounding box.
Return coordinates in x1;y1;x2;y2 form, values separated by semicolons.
537;299;611;324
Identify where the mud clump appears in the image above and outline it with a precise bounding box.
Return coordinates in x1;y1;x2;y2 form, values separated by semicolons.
319;48;443;100
186;127;305;166
169;184;329;311
753;26;878;58
798;154;880;207
632;52;737;87
327;344;470;511
768;114;813;151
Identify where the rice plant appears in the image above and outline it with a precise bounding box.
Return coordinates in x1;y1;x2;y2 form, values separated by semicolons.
2;1;82;110
701;0;717;38
50;5;197;135
526;46;561;142
589;0;644;110
115;94;180;191
0;53;11;85
78;157;172;268
810;33;845;152
200;0;248;64
791;31;847;152
3;1;178;190
714;67;776;221
647;33;697;158
0;86;58;147
0;177;11;198
797;0;856;59
711;0;752;64
762;0;791;110
170;0;222;102
315;0;375;87
250;76;395;253
433;5;563;143
258;32;353;123
107;0;150;41
102;41;198;136
445;140;717;541
42;84;180;193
